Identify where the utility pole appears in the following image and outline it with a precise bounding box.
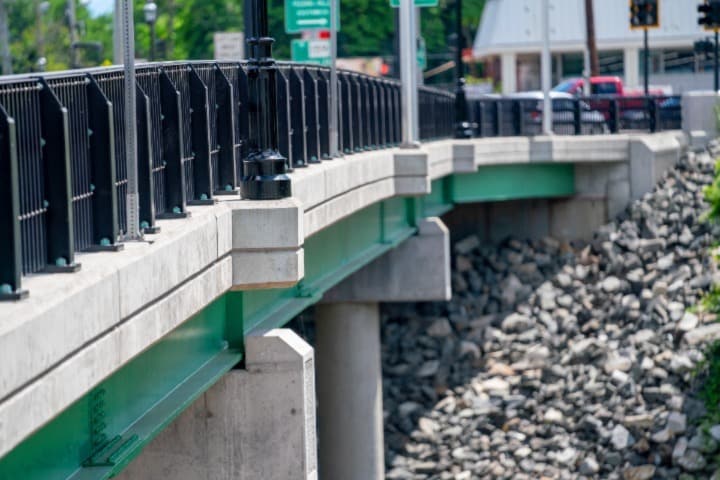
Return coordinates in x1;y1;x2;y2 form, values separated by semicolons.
400;0;419;147
584;0;599;76
0;0;11;75
541;0;552;135
67;0;79;68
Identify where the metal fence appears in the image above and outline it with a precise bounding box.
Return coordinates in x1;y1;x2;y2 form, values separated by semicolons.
467;95;682;137
0;59;686;300
0;61;454;299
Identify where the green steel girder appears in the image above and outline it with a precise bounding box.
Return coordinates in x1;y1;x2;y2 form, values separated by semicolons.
0;299;240;480
450;163;576;203
0;197;417;480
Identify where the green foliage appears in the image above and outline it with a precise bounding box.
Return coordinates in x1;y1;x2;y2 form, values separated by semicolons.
697;340;720;422
704;160;720;221
4;0;484;75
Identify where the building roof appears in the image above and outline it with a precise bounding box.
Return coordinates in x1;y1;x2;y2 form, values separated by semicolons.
473;0;707;58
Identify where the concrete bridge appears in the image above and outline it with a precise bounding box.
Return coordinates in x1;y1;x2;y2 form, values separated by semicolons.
0;54;717;479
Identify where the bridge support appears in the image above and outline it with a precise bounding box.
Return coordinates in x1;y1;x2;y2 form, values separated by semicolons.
315;217;451;480
315;302;385;480
117;329;317;480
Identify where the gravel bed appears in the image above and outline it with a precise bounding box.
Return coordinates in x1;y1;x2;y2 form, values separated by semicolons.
382;147;720;480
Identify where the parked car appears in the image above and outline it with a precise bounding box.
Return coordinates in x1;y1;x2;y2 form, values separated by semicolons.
506;91;608;134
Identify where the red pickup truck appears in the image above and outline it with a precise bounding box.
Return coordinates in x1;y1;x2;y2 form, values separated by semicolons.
553;76;668;97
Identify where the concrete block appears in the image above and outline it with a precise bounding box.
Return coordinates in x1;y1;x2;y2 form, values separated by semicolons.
550;198;607;240
529;136;553;162
606;179;631;219
393;150;429;177
322;217;451;303
394;176;431;196
231;198;302;250
629;133;681;200
231;248;304;290
0;259;233;458
689;130;709;151
452;142;476;174
117;329;317;480
574;162;629;197
682;91;719;143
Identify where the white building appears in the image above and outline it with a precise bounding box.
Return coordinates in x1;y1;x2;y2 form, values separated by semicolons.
473;0;710;93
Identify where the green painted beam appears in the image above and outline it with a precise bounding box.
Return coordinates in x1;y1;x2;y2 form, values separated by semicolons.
420;177;453;217
0;298;240;480
450;163;575;203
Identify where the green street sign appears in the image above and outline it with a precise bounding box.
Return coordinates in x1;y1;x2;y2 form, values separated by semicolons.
285;0;340;33
291;39;332;66
390;0;438;8
417;37;427;70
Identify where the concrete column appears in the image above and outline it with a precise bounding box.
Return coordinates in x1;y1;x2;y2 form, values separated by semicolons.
501;52;517;94
624;47;640;88
315;302;384;480
117;329;317;480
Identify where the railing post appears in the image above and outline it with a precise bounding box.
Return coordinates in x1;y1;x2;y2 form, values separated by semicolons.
86;75;123;247
648;96;659;133
494;100;502;136
288;68;308;167
303;68;321;163
135;82;160;233
609;98;619;134
573;98;582;135
214;64;239;194
241;0;291;199
158;70;189;218
512;100;523;136
188;66;214;204
275;67;292;169
38;79;80;273
0;105;27;300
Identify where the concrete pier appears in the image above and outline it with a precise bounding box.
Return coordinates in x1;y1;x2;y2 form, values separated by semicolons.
117;329;317;480
315;302;385;480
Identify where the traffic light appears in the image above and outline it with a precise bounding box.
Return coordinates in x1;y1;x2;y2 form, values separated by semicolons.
698;0;720;30
630;0;660;29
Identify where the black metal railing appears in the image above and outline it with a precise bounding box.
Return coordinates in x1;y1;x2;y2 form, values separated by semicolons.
467;94;682;137
0;61;455;300
0;59;686;300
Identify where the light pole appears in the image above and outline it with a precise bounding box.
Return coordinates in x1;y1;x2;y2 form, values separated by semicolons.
241;0;291;199
454;0;472;138
143;1;157;61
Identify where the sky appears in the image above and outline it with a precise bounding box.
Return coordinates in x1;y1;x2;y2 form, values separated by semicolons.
88;0;114;16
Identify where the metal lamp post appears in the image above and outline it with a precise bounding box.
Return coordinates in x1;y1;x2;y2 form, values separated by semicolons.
454;0;472;138
143;1;157;61
241;0;291;199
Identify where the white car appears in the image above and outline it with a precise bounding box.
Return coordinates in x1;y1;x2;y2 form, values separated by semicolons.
506;91;608;135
